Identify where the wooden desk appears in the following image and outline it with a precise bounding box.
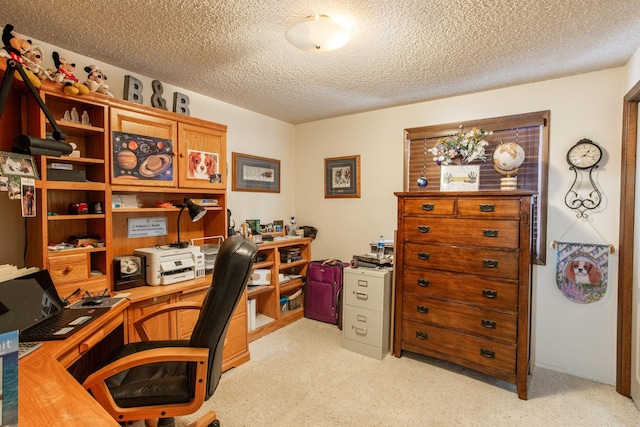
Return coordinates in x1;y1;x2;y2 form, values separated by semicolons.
18;301;129;426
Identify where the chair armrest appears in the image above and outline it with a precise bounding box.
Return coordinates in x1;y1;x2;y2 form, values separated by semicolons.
83;347;209;421
134;302;203;341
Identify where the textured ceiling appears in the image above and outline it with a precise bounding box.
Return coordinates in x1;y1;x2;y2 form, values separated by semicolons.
4;0;640;124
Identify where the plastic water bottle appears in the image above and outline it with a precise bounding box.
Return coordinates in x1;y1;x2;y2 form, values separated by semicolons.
377;235;385;259
289;216;297;236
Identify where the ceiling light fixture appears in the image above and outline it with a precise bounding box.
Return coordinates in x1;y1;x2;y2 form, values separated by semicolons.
285;14;350;52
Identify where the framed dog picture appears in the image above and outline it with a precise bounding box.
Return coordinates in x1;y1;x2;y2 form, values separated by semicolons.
177;123;227;189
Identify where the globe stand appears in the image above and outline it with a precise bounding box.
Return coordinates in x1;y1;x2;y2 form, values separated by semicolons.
500;175;518;191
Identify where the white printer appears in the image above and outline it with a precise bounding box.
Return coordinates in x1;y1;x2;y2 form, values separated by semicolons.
134;246;206;286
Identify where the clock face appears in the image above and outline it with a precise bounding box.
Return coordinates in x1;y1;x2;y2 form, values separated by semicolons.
567;141;602;169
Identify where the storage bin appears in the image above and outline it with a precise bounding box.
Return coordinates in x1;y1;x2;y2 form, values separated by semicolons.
280;297;289;313
287;289;302;311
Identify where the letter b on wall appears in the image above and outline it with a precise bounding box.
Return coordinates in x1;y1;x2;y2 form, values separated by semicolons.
124;75;143;104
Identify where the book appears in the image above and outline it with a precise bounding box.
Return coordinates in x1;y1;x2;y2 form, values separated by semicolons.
0;330;19;426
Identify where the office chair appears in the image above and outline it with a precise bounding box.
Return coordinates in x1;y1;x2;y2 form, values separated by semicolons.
83;235;258;427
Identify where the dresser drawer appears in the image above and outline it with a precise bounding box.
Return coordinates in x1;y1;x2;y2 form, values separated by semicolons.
457;198;521;217
343;306;382;347
402;267;518;311
402;294;517;342
403;198;455;216
403;217;519;248
47;253;90;284
401;319;516;373
404;242;519;280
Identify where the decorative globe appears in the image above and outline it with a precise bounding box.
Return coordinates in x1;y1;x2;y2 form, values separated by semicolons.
493;142;525;176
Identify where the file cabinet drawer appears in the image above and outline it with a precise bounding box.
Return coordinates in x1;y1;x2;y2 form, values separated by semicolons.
344;275;384;311
343;306;382;347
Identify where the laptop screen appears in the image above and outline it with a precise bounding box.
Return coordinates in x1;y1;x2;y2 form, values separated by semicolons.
0;270;66;335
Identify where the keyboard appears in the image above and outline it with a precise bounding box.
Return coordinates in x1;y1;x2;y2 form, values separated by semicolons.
18;342;42;359
20;307;108;342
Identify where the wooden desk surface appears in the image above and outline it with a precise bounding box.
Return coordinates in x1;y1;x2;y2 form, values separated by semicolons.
19;301;129;426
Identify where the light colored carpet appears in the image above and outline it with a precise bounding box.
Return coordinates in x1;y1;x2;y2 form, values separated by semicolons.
154;318;638;426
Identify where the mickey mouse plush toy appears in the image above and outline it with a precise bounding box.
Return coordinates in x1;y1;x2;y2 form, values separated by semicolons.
0;24;42;88
51;51;90;96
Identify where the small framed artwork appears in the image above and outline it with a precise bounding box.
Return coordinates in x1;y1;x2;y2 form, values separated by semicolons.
439;164;480;191
21;177;36;218
0;151;39;179
324;155;361;198
112;131;174;186
232;152;280;193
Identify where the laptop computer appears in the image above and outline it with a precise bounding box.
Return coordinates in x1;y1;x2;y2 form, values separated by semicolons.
0;269;109;342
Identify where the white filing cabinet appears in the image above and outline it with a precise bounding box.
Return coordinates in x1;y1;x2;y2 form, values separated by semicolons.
342;267;392;360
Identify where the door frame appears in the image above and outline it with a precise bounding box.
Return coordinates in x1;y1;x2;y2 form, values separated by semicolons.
617;79;640;396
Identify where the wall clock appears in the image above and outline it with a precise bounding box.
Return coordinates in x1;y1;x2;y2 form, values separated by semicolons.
564;138;603;217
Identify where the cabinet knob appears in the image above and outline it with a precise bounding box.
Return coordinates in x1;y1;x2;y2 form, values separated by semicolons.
416;331;428;340
482;289;498;298
482;259;498;268
418;225;430;233
416;305;429;314
64;266;74;274
417;252;430;261
482;229;499;238
417;279;430;287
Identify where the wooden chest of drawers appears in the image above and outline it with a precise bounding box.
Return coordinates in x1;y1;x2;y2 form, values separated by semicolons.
394;191;534;399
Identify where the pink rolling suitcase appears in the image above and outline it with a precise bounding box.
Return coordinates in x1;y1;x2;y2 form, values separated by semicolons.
304;259;348;329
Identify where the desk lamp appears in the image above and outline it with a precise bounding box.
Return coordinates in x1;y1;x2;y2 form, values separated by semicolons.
0;55;70;156
170;198;207;248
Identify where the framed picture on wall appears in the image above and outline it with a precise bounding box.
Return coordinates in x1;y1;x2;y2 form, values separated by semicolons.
0;151;39;179
232;152;280;193
324;155;361;198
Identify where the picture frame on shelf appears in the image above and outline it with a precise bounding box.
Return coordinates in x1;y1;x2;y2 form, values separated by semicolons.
0;151;39;179
232;152;280;193
324;155;361;198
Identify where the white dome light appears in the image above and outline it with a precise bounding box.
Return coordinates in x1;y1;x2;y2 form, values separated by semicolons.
285;14;350;52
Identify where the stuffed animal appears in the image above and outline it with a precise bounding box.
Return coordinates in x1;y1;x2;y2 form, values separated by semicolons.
22;44;53;81
84;65;113;97
0;24;42;88
51;51;90;96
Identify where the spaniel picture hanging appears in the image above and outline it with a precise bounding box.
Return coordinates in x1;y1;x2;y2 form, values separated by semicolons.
555;242;609;304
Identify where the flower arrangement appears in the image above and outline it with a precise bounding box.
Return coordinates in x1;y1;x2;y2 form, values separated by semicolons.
428;126;493;165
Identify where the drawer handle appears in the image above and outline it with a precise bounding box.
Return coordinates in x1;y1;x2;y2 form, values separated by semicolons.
355;326;368;336
416;305;429;314
418;225;430;233
483;259;498;268
479;204;495;212
418;252;430;261
64;266;75;274
417;279;430;287
356;291;369;300
356;314;367;322
480;348;496;359
416;331;428;340
357;280;368;287
422;203;435;211
481;319;497;329
482;289;498;298
482;229;498;238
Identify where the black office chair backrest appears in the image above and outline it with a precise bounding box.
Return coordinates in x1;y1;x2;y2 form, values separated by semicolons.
188;235;258;399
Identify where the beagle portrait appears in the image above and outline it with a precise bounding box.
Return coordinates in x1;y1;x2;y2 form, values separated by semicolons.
565;258;602;285
188;151;217;179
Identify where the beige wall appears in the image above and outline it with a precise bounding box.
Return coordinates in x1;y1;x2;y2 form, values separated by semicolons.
294;68;625;385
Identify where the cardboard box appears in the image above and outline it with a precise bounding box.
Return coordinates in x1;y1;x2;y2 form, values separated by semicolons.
248;269;271;285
